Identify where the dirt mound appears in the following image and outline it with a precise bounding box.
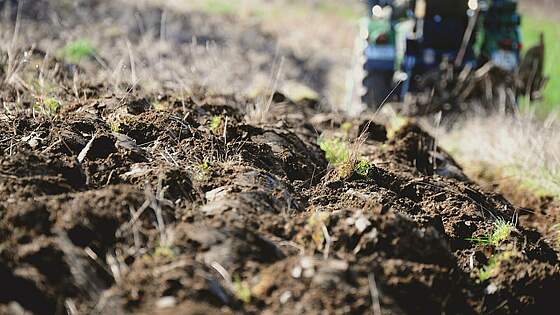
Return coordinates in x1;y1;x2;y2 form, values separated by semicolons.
0;88;558;315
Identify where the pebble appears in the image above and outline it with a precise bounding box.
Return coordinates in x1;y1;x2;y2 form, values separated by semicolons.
485;283;498;294
156;296;177;309
291;265;302;278
279;291;292;304
355;216;371;233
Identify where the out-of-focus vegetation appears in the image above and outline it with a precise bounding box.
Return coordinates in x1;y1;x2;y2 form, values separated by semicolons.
188;0;360;20
203;0;238;15
60;40;96;64
441;113;560;199
521;16;560;113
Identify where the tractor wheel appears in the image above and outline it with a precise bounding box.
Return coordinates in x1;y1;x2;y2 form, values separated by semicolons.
362;71;393;110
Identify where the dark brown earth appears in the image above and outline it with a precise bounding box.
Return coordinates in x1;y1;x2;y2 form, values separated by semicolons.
1;85;559;314
470;167;560;257
0;1;559;315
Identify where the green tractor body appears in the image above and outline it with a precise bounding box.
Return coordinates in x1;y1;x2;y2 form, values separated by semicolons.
360;0;543;113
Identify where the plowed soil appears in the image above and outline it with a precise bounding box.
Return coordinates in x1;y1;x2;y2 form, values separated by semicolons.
0;1;559;315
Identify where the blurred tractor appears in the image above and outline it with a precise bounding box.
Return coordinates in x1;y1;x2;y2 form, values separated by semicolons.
361;1;397;107
361;0;546;115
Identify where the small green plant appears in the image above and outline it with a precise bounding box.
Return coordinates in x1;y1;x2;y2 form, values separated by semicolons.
199;161;211;173
209;116;223;134
467;219;515;247
233;276;251;304
107;115;123;133
61;40;96;63
44;98;61;113
110;120;121;133
319;137;349;166
354;160;372;177
490;219;515;246
194;160;212;181
153;245;176;258
34;98;61;115
340;122;353;135
469;220;516;282
478;250;513;282
478;258;498;282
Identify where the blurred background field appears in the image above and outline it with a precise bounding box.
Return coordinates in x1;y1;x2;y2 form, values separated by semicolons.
521;16;560;114
195;0;560;113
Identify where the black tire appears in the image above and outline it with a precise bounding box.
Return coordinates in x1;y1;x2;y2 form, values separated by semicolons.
362;71;393;110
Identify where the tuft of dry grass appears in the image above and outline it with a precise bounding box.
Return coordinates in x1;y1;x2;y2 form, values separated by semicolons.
440;110;560;198
244;57;285;124
0;0;359;116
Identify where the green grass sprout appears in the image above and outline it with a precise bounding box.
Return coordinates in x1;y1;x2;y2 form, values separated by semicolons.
154;245;176;258
44;98;61;113
199;161;211;173
467;218;515;247
341;122;353;134
233;276;251;304
34;98;61;115
209;116;223;134
61;40;96;63
354;160;372;177
319;137;349;166
478;250;513;282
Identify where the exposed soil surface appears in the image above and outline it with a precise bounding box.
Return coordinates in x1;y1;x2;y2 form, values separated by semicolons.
1;88;559;314
469;168;560;258
0;1;559;315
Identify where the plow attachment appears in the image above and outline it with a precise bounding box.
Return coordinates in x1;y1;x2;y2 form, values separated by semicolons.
400;35;548;116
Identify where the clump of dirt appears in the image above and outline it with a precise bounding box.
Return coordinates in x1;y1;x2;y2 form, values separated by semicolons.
1;84;558;315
